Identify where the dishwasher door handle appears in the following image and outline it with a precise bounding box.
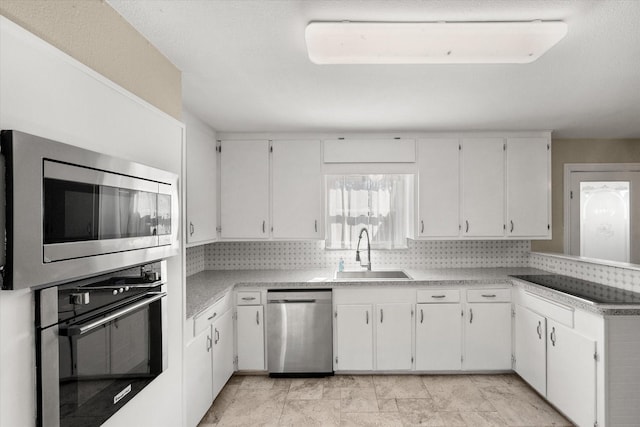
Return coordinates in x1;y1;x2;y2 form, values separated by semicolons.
269;299;317;304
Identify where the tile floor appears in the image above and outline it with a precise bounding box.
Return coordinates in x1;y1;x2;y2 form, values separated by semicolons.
197;374;574;426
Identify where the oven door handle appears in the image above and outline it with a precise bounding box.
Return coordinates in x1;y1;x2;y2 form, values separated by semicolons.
60;292;166;336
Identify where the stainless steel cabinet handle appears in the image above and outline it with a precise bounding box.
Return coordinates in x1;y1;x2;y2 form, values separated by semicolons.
420;309;424;324
256;310;260;325
536;321;542;339
214;328;220;345
189;222;195;236
481;294;496;298
510;220;514;233
206;335;212;352
469;308;473;324
465;220;469;233
315;220;318;232
380;309;383;323
550;327;556;346
208;312;217;321
241;296;256;301
262;220;266;233
421;220;424;233
365;310;369;324
431;295;446;299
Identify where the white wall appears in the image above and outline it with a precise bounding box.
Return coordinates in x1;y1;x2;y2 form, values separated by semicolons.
0;17;185;427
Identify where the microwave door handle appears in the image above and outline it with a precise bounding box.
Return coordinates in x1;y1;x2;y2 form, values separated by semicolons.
60;292;166;337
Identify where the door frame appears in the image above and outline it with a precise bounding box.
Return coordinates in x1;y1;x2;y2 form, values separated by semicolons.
563;163;640;255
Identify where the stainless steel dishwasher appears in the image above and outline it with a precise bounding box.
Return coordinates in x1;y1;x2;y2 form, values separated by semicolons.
266;289;333;376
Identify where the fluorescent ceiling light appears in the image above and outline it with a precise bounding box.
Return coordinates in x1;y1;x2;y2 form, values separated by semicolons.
305;21;568;64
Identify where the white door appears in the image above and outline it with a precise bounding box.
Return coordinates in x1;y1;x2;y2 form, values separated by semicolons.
514;305;546;395
185;328;213;427
547;320;597;427
211;309;234;398
185;117;218;245
417;139;460;238
461;138;505;237
336;304;373;371
506;138;550;238
415;303;462;370
569;169;640;263
464;302;512;370
236;305;265;370
376;303;413;371
271;140;322;239
220;140;270;239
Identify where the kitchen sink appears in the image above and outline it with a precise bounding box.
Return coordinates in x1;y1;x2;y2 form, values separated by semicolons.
334;270;412;280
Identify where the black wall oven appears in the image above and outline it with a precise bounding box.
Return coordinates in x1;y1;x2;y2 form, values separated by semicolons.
35;261;168;427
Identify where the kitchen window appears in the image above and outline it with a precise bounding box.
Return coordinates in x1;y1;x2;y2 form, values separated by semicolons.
325;174;412;249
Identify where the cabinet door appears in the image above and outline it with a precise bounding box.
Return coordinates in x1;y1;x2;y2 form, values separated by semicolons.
236;305;265;370
514;305;546;395
272;140;322;239
185;117;218;245
464;302;512;370
507;138;550;238
416;303;462;370
185;328;213;427
417;139;460;238
376;303;413;371
211;310;234;398
336;305;373;371
547;320;596;427
220;140;269;239
461;138;505;237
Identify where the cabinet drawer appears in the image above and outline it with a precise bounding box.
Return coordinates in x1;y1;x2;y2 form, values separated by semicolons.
417;289;460;303
522;291;574;328
236;291;261;305
194;291;232;336
467;288;511;303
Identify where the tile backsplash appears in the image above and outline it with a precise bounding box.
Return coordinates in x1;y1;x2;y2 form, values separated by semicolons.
200;239;531;271
529;252;640;293
186;245;205;277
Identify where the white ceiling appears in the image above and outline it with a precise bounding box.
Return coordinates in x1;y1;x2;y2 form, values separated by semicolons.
107;0;640;138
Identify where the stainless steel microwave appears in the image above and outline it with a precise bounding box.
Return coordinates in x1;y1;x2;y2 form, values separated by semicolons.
0;130;179;290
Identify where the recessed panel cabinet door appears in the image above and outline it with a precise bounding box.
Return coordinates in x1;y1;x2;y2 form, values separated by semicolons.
272;140;322;239
507;138;550;238
464;302;512;370
220;140;270;239
185;121;217;244
415;303;462;370
461;138;505;237
547;320;596;427
336;304;373;371
211;309;234;398
514;305;546;395
417;139;460;238
185;329;213;427
376;303;413;371
236;305;265;370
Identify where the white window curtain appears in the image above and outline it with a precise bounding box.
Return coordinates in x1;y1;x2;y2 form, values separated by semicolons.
326;175;408;249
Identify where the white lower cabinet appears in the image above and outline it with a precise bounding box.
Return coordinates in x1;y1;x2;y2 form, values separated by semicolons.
336;304;374;371
211;309;235;397
464;289;512;370
514;305;546;395
185;328;214;427
546;320;596;427
236;305;265;370
376;303;413;370
416;303;462;371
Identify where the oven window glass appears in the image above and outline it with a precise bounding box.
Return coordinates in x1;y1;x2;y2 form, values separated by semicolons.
58;303;162;427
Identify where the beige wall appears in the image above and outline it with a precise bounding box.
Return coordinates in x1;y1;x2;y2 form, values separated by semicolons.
531;139;640;254
0;0;181;119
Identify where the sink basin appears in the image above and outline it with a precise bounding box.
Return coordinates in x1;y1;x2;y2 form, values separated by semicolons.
334;270;412;280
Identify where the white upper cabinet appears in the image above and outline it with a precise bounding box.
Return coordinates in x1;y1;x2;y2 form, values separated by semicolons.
220;140;270;239
417;139;460;238
461;138;505;237
185;112;218;245
272;140;323;239
506;138;551;238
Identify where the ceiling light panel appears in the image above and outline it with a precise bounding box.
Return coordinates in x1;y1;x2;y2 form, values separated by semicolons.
305;21;568;64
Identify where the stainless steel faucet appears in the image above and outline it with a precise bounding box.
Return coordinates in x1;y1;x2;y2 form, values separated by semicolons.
355;227;372;271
